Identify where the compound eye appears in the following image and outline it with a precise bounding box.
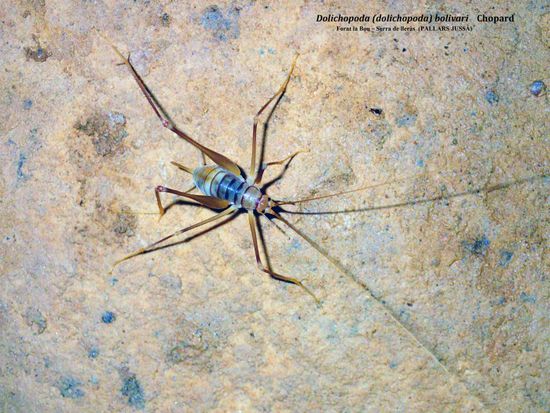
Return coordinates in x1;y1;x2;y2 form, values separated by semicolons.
256;195;269;212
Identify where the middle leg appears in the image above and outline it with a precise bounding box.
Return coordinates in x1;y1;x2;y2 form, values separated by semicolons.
156;185;230;211
154;184;196;220
250;54;299;181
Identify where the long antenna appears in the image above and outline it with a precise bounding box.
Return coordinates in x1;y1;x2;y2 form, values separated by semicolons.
274;174;421;206
269;209;486;407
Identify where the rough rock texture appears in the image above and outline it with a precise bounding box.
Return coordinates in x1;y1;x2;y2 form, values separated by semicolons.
1;1;548;412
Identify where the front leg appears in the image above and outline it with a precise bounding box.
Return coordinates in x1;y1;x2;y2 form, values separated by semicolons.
247;211;319;303
254;150;307;185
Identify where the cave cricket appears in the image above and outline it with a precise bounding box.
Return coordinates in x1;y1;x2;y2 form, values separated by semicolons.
106;43;403;303
102;39;513;403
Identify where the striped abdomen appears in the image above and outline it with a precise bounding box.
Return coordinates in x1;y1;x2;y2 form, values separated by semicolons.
193;165;262;210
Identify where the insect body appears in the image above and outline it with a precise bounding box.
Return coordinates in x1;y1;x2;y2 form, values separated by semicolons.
192;165;266;212
104;37;428;305
101;37;545;406
106;35;404;304
106;41;338;301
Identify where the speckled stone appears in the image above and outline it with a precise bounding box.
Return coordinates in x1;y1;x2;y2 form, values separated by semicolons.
1;1;548;412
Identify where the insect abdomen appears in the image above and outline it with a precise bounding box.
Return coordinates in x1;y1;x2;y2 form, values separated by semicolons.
193;165;261;209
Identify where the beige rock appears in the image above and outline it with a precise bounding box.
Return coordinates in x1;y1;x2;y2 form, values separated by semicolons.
1;1;547;411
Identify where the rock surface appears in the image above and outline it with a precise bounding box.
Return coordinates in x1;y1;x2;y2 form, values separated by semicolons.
1;1;548;412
